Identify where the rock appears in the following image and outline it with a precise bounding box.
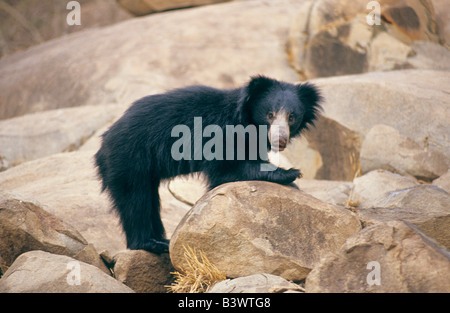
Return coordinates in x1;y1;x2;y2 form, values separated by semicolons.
432;0;450;47
0;191;108;274
0;251;134;293
113;250;174;293
286;70;449;182
313;70;450;158
303;116;361;181
0;151;126;255
363;185;450;249
353;175;450;248
361;124;449;180
0;150;195;255
118;0;230;16
297;179;354;207
433;170;450;193
0;105;119;169
0;0;302;119
287;0;445;79
282;137;322;180
352;169;418;208
208;273;302;293
379;184;450;212
0;0;132;58
305;221;450;293
170;181;361;281
283;115;361;181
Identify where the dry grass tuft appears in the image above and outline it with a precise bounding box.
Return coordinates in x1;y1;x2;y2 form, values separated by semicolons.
166;245;226;293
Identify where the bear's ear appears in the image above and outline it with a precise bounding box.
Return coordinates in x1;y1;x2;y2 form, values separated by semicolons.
236;75;275;124
247;75;275;97
297;82;323;131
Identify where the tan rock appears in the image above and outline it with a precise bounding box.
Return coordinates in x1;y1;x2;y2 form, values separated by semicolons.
0;251;133;293
170;181;361;281
288;0;444;79
0;151;125;255
113;250;174;293
361;124;449;180
0;105;119;169
297;179;354;207
118;0;230;16
0;191;108;274
0;150;195;255
0;0;302;119
432;170;450;193
305;221;450;293
208;273;302;293
313;70;450;157
352;169;418;208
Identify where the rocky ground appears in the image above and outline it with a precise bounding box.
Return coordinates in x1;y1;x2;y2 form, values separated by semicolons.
0;0;449;293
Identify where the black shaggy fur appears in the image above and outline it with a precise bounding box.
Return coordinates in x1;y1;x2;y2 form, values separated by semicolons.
95;75;322;253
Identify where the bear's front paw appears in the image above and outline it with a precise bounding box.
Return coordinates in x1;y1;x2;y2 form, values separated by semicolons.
286;168;302;180
272;168;302;185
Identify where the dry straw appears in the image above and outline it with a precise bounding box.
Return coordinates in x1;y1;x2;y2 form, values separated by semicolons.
167;245;226;293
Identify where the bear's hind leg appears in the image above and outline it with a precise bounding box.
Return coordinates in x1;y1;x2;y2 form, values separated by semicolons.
109;173;169;254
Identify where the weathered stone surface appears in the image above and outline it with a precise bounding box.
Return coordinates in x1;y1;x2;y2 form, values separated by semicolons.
0;105;119;169
352;169;419;208
170;181;361;281
283;115;361;181
0;150;192;255
0;0;302;120
0;0;132;58
113;250;174;293
0;191;108;274
305;221;450;293
433;170;450;193
361;124;449;180
0;151;126;255
0;251;133;293
313;70;450;157
297;179;354;207
208;273;302;293
118;0;230;16
287;0;446;79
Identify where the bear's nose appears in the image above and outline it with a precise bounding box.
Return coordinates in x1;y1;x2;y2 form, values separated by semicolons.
278;138;287;148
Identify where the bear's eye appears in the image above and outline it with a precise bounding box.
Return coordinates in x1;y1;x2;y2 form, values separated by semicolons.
267;112;274;120
288;114;295;123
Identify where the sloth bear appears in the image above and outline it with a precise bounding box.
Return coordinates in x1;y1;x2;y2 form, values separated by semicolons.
95;75;322;254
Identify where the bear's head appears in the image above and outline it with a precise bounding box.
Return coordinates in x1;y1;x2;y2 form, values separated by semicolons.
239;75;322;152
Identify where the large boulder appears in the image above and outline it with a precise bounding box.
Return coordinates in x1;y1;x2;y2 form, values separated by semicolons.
0;251;133;293
170;181;361;281
0;151;125;255
118;0;230;16
305;221;450;293
287;0;447;79
0;0;302;120
0;105;120;169
0;191;108;274
0;150;198;255
313;70;450;158
284;70;449;181
352;169;419;208
353;172;450;249
360;124;449;180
